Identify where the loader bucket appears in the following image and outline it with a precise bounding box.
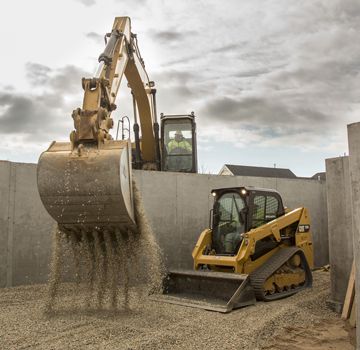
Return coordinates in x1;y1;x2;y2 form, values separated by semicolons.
37;140;136;233
152;269;256;313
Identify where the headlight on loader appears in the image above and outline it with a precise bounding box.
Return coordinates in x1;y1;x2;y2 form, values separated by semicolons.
298;225;310;233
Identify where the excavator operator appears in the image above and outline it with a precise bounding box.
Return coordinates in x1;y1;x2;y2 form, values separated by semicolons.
167;130;192;153
166;130;192;172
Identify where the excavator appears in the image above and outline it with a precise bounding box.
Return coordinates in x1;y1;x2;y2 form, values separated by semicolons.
157;186;314;312
37;17;313;313
37;17;197;233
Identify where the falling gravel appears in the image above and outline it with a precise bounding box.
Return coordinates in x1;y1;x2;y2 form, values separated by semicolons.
46;179;165;313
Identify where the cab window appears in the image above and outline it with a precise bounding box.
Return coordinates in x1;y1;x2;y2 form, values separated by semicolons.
252;195;279;228
212;192;245;255
163;121;193;172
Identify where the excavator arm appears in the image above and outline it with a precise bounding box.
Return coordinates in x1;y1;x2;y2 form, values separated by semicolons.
37;17;160;234
71;17;158;166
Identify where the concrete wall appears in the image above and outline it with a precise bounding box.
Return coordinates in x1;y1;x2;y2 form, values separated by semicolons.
135;170;329;269
0;161;53;287
348;123;360;344
325;156;354;312
0;161;328;287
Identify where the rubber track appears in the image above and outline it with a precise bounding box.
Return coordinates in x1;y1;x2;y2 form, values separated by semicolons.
249;246;312;301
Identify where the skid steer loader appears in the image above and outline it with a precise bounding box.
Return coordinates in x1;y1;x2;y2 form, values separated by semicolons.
155;186;314;313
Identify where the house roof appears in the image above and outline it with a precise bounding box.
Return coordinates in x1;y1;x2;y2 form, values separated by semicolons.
311;172;326;181
222;164;297;179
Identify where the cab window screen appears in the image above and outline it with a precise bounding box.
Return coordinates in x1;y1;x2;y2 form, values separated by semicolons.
252;195;266;228
265;196;279;220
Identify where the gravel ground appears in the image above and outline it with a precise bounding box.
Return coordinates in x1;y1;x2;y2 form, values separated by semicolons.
0;270;353;349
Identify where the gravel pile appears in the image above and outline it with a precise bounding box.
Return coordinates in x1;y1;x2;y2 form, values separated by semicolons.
0;271;348;349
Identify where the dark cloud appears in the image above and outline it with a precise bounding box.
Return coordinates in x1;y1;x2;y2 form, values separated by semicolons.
75;0;96;6
151;29;196;44
25;62;89;93
211;44;240;53
49;65;89;93
25;63;51;85
0;92;68;139
0;62;91;139
153;30;182;42
114;0;148;6
163;54;199;66
201;95;330;136
234;68;270;78
152;69;198;85
0;85;14;91
85;32;103;43
0;93;35;133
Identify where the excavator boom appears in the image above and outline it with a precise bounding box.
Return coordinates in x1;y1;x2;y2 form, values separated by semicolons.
38;17;160;233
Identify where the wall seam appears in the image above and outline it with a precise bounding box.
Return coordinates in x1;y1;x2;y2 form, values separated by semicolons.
6;163;16;287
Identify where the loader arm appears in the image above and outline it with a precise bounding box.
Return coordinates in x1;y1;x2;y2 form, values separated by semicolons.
193;207;314;273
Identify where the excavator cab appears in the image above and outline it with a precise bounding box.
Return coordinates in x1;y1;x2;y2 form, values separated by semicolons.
160;113;197;173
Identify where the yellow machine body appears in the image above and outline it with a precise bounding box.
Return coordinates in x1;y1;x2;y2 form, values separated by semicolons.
193;207;314;274
159;187;314;313
37;17;197;232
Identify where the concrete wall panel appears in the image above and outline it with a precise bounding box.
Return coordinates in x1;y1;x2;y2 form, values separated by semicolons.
12;163;53;286
325;156;353;311
0;162;328;287
134;170;328;270
347;122;360;344
0;161;10;287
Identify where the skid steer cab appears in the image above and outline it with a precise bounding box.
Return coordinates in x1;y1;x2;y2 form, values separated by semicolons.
160;113;197;173
154;186;314;313
209;187;285;257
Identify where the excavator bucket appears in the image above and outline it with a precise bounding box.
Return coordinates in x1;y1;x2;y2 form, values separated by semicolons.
153;270;256;313
37;140;136;233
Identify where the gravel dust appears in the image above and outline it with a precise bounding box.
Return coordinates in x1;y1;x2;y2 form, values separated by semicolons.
46;178;165;313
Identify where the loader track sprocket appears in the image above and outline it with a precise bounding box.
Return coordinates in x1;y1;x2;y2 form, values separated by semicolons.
249;246;312;301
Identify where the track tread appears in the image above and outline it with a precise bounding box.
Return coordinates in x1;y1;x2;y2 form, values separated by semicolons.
249;246;312;301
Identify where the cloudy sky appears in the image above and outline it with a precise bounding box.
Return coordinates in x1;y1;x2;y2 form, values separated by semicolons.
1;0;359;176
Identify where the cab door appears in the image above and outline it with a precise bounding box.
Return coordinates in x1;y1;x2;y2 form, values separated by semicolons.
160;113;197;173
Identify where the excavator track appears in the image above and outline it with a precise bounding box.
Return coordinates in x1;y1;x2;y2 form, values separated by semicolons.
250;246;312;301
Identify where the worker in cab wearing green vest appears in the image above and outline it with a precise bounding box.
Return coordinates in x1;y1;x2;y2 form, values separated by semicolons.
167;130;192;154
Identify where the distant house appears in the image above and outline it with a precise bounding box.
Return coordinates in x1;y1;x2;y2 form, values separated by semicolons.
218;164;297;179
311;172;326;181
219;164;325;181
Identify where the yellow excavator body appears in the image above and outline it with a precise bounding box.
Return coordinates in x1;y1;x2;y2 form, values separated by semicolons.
37;17;198;234
158;186;314;313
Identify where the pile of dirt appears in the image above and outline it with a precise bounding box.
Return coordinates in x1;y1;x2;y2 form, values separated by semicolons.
0;271;354;349
46;179;165;313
